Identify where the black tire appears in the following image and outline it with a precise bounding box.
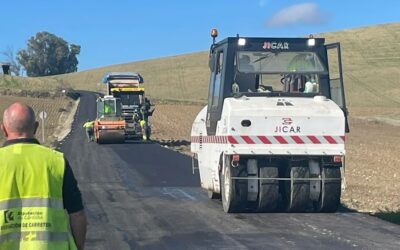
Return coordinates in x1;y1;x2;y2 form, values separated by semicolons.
257;166;279;212
221;164;247;213
283;165;310;212
314;166;341;212
208;190;221;199
145;124;151;140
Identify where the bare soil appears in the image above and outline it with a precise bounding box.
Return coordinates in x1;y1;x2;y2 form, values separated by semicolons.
150;104;400;213
343;116;400;212
0;95;78;147
150;104;202;154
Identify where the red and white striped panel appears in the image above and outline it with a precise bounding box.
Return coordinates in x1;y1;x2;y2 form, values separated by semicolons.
191;135;345;144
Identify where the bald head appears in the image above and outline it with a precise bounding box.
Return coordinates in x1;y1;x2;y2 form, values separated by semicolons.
1;102;38;140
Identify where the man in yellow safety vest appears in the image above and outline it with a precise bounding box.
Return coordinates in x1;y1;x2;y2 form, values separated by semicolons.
104;102;112;115
83;120;95;142
0;102;87;250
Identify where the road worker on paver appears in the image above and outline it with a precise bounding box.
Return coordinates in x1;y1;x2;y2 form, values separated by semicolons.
140;98;153;141
0;102;87;250
83;119;95;142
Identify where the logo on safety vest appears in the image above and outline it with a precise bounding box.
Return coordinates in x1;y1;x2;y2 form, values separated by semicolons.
4;210;14;223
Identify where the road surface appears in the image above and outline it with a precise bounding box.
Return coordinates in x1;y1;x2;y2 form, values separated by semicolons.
59;92;400;250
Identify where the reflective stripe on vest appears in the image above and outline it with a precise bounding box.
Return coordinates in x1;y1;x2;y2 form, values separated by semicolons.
0;198;64;210
83;122;94;128
0;231;68;244
0;143;77;250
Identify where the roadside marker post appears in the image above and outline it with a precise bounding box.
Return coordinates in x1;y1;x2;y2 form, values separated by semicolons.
39;111;47;143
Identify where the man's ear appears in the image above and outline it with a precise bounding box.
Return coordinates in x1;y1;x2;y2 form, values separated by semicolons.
33;121;39;135
1;123;8;138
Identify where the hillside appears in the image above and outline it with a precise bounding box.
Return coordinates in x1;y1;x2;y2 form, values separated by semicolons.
53;52;209;103
50;23;400;107
2;23;399;106
0;74;64;92
320;23;400;107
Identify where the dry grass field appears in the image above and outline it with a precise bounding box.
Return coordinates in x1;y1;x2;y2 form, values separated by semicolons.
321;24;400;107
0;74;66;92
52;23;400;107
53;52;210;103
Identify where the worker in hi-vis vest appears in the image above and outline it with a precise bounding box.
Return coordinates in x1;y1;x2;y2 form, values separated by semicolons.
0;102;87;250
83;120;95;142
103;102;112;115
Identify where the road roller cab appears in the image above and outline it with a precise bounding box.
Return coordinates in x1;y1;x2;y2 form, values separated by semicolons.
191;29;349;213
94;96;126;144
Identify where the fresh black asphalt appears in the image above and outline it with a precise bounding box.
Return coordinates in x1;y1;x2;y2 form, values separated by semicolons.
59;91;400;250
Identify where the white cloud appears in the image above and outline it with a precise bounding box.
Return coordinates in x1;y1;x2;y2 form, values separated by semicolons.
266;3;329;27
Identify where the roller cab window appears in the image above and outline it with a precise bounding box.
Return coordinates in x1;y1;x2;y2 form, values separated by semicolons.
97;98;121;118
233;51;327;96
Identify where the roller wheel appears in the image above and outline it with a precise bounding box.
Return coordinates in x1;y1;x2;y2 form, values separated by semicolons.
314;166;341;212
257;166;279;212
97;131;125;144
221;165;247;213
283;166;310;212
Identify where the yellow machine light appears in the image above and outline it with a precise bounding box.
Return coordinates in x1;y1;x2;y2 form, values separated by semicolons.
211;28;218;38
238;38;246;46
308;38;316;46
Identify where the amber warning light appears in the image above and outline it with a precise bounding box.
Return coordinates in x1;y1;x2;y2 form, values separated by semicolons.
211;28;218;38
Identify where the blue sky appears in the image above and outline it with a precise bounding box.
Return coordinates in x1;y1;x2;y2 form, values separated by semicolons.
0;0;399;71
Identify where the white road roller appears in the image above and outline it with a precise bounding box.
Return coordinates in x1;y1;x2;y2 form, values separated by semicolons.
191;29;349;213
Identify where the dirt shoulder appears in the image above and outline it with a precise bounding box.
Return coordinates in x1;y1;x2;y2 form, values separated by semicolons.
343;116;400;212
0;94;79;147
52;98;80;142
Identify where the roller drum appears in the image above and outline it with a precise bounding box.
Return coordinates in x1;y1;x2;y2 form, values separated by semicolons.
97;130;125;144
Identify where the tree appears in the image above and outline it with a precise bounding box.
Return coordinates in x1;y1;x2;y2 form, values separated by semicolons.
1;46;21;76
17;32;81;76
